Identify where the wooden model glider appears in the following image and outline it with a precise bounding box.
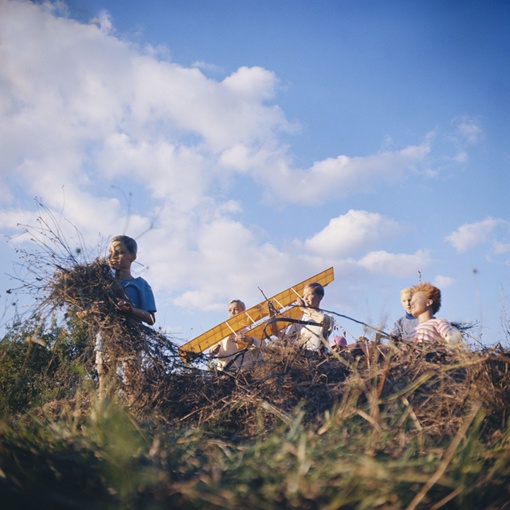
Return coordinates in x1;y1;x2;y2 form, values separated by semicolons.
178;267;334;361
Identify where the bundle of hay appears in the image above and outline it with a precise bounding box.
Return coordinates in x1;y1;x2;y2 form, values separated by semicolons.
46;258;182;409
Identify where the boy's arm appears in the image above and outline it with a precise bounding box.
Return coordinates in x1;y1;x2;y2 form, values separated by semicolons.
117;299;155;325
135;308;155;325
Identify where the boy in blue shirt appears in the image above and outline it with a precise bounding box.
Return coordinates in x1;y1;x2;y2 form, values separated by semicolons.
107;235;156;325
96;235;156;400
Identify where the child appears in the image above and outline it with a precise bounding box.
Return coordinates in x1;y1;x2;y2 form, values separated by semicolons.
390;287;418;342
287;282;333;352
410;282;462;345
107;235;156;325
210;299;263;371
96;235;156;400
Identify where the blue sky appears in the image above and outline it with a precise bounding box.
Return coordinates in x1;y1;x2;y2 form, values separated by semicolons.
0;0;509;346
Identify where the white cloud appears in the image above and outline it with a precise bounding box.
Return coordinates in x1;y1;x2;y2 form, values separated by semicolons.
0;1;484;336
0;208;42;233
452;151;468;163
222;66;279;101
90;10;114;34
145;213;296;311
191;61;223;74
0;0;453;222
493;241;510;256
445;217;503;252
0;0;291;204
451;115;483;145
263;141;431;205
433;275;456;288
304;210;401;256
357;249;432;277
96;135;210;209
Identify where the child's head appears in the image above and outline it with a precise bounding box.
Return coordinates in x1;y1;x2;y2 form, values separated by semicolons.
228;299;246;318
400;287;413;314
303;282;325;308
108;235;137;272
109;235;137;255
411;282;441;315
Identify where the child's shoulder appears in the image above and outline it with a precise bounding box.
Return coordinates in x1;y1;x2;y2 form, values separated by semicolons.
422;318;452;334
123;276;152;288
135;276;153;287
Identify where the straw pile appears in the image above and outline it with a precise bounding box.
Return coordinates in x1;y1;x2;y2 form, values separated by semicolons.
153;341;510;444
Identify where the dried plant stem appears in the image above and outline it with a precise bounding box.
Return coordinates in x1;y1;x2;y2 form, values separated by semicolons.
405;400;483;510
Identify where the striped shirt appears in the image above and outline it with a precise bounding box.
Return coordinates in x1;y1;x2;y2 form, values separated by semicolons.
413;318;462;345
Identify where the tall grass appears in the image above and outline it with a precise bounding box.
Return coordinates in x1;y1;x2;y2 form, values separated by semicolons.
1;343;509;509
1;216;509;509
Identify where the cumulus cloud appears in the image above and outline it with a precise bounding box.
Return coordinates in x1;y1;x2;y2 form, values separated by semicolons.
0;0;445;221
304;210;401;256
0;1;289;205
262;141;431;205
0;1;467;329
142;209;301;312
433;275;456;288
445;217;503;252
356;249;432;277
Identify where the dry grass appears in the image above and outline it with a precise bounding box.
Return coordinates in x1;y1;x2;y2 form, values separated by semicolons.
3;209;510;509
2;249;510;509
33;257;509;449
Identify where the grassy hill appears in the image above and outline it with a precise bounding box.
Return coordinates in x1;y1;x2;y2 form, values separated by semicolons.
1;253;509;509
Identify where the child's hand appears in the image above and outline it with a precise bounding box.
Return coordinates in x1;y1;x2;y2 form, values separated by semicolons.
296;296;306;308
235;334;254;349
116;299;133;314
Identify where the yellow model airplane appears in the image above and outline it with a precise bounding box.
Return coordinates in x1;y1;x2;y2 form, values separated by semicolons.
178;267;334;361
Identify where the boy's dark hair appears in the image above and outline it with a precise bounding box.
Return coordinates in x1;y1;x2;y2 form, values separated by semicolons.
110;235;138;255
229;299;246;310
305;282;325;298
